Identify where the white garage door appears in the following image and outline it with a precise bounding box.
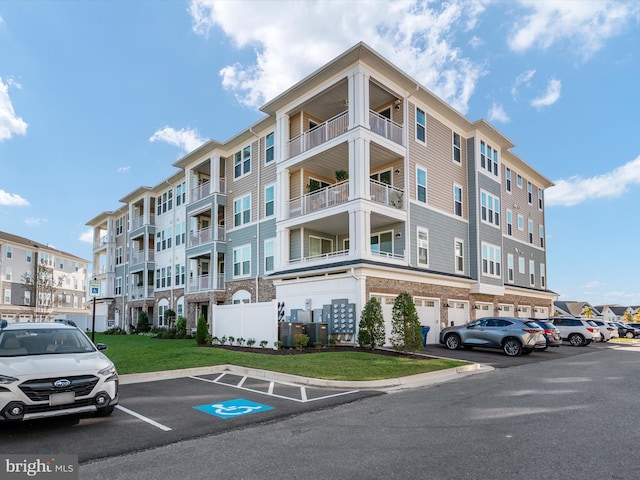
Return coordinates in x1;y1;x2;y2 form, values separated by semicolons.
447;301;469;328
371;295;440;346
498;304;515;317
533;306;548;318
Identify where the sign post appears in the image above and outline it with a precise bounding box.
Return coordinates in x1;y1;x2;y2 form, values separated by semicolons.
89;279;101;343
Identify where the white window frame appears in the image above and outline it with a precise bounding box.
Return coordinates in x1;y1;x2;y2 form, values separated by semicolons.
453;184;463;217
480;190;500;227
416;107;426;144
481;242;501;279
506;209;513;236
309;236;333;258
370;231;393;256
527;181;533;205
454;239;464;273
452;132;461;163
3;289;10;304
233;145;252;179
505;168;512;192
5;267;11;281
234;194;251;227
519;256;525;274
528;219;534;244
539;225;545;248
24;290;30;306
6;246;12;259
264;238;275;273
529;260;535;286
517;174;523;188
517;214;524;231
264;184;275;218
416;167;427;204
538;189;543;210
417;228;429;267
507;254;514;283
541;264;546;288
26;250;32;263
233;244;251;278
265;132;275;164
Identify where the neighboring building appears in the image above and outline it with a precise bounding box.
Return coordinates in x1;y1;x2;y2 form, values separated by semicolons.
595;305;628;323
0;231;89;322
87;42;556;340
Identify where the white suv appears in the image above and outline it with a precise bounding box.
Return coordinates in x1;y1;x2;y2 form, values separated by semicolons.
549;317;600;346
0;320;118;422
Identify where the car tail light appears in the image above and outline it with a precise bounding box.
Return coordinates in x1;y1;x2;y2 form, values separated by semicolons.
587;328;596;333
523;329;541;334
544;329;554;334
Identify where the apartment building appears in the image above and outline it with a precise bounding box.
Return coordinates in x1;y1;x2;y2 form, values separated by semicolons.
87;42;555;339
0;231;89;322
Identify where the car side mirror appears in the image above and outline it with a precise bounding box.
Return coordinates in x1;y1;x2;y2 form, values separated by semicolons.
96;343;108;351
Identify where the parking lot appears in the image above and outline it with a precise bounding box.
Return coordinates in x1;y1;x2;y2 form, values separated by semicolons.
0;371;380;462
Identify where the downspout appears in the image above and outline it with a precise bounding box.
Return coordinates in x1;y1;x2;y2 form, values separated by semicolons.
249;127;261;303
165;179;176;322
403;84;420;265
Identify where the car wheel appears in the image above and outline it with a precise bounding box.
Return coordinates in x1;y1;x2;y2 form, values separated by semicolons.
626;331;634;339
96;406;115;417
568;333;585;346
444;334;461;350
502;338;523;356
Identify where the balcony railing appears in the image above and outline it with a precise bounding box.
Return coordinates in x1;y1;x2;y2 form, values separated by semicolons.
191;181;211;203
130;286;154;299
370;180;404;209
286;110;348;159
289;180;349;218
187;274;225;293
371;249;405;261
289;249;349;265
187;226;225;248
369;110;403;145
131;214;154;230
130;250;154;264
219;178;226;193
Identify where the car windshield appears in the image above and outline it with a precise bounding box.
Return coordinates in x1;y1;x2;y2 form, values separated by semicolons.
524;321;543;329
0;328;97;357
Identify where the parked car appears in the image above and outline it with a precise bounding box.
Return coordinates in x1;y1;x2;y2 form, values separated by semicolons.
439;317;544;356
548;317;600;346
611;322;640;338
0;320;118;422
532;319;562;348
592;320;618;341
624;323;640;337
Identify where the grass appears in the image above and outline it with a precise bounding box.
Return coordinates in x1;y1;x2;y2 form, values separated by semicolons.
95;333;468;381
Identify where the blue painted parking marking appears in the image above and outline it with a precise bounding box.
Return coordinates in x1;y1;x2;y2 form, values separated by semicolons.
194;398;273;419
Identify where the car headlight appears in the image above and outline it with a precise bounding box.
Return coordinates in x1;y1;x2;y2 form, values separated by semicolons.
98;363;118;377
0;375;19;385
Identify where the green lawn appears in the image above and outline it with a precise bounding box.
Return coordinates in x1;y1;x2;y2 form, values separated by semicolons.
95;333;468;381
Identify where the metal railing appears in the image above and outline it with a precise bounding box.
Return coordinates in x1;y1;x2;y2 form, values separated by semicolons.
370;180;404;209
369;110;403;145
130;250;154;264
289;249;349;264
187;226;225;248
289;180;349;218
286;110;348;159
191;181;211;203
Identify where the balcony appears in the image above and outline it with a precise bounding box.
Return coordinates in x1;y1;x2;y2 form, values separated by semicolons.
130;286;154;299
188;226;225;248
289;180;349;218
369;110;403;145
131;250;154;265
286;110;348;159
131;214;155;230
290;249;349;265
370;180;404;209
191;181;211;203
187;274;224;293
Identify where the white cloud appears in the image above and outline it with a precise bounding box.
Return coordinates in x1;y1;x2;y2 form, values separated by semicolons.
487;102;509;123
79;229;93;243
508;0;639;60
511;69;536;99
117;166;131;174
546;155;640;207
149;126;206;153
24;217;46;227
189;0;486;114
580;280;606;290
0;77;28;142
0;189;29;206
468;36;483;49
530;79;561;108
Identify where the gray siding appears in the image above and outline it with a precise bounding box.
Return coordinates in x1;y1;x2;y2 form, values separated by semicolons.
258;219;277;275
225;224;257;281
466;137;479;280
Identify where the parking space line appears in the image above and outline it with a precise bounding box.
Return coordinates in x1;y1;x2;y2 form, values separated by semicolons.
187;375;360;403
116;405;173;431
237;376;247;388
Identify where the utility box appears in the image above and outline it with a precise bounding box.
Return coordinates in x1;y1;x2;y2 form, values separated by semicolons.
278;322;303;348
303;323;328;346
297;310;313;323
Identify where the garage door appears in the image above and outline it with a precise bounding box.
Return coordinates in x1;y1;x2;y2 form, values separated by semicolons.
498;304;515;317
447;301;469;327
533;306;548;318
371;295;440;346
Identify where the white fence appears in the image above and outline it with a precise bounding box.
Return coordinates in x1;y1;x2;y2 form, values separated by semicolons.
211;301;279;348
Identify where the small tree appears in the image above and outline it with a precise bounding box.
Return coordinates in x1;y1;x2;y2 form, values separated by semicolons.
357;297;385;349
390;292;422;352
175;316;187;337
21;260;65;321
294;333;310;351
581;306;593;319
165;309;177;331
634;308;640;323
623;311;633;323
137;311;151;333
195;314;209;345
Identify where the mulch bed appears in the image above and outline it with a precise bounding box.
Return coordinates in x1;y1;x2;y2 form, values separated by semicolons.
205;344;431;360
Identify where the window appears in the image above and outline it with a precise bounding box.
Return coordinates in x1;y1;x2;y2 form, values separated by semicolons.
3;289;10;304
541;264;546;288
265;132;274;163
24;271;31;284
539;225;545;248
527;182;533;204
538;189;543;210
175;264;183;286
417;167;427;203
517;214;524;231
506;209;513;236
529;260;535;286
264;239;275;273
6;246;12;259
156;232;161;252
370;169;392;185
454;185;463;217
480;141;499;175
115;277;122;296
481;191;500;227
116;247;123;265
24;291;30;306
158;303;168;328
234;194;251;227
528;219;534;244
416;108;426;143
310;237;332;257
454;239;464;273
517;174;523;188
371;231;393;256
507;254;514;283
234;145;251;178
481;243;501;278
26;250;32;263
417;229;429;266
233;245;251;277
232;290;251;304
519;257;525;274
5;267;11;281
176;181;186;205
265;185;275;217
116;217;124;235
453;132;461;163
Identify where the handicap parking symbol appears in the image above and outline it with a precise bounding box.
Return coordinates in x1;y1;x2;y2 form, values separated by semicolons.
194;398;273;419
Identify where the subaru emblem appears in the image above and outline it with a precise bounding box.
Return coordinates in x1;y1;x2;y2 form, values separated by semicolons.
54;379;71;388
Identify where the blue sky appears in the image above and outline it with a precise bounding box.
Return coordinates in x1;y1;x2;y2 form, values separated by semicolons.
1;0;639;306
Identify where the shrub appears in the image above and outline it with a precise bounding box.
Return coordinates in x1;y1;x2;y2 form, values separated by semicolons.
390;292;422;352
104;327;127;335
136;311;151;333
274;340;283;350
247;338;256;348
357;297;385;349
228;336;235;345
194;315;209;345
293;333;310;351
236;337;245;346
220;335;227;346
314;341;323;351
260;340;268;349
211;336;219;345
175;316;187;337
